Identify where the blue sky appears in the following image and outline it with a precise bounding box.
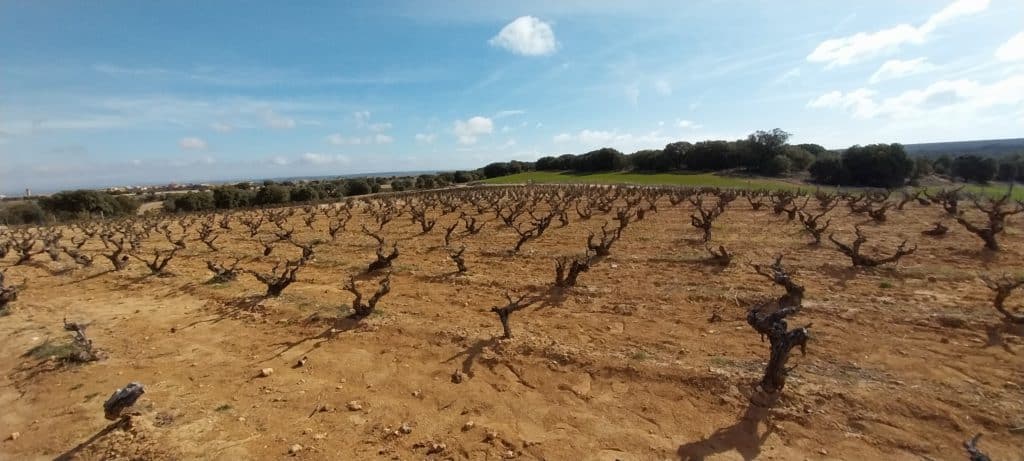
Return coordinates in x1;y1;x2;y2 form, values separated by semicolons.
1;0;1022;194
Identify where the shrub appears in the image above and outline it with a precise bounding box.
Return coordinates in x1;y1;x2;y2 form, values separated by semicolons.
0;201;47;225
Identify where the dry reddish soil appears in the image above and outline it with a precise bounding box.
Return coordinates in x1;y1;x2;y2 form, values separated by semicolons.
1;187;1023;460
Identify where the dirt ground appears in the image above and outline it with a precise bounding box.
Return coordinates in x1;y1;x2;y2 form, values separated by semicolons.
1;187;1022;460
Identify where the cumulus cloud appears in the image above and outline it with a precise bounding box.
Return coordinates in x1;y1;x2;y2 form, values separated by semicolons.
807;0;989;68
414;133;437;144
808;74;1024;120
263;109;295;129
489;16;558;56
869;58;936;84
453;116;494;144
996;32;1024;62
210;122;233;133
179;136;207;150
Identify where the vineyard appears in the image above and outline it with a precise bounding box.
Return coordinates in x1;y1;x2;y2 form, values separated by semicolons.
1;184;1022;460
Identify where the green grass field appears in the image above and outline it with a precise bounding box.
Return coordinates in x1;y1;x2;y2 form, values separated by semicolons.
480;171;1024;199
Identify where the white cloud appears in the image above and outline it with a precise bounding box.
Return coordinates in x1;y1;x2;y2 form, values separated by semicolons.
654;79;672;96
807;89;880;118
807;0;989;68
774;67;801;84
263;109;295;129
326;133;363;145
553;133;573;143
553;128;676;151
453;116;494;144
300;153;351;165
326;132;393;145
179;136;207;150
210;122;233;133
677;119;702;129
494;109;526;118
269;156;290;166
995;32;1024;62
808;74;1024;120
869;58;936;84
489;16;558;56
414;133;437;144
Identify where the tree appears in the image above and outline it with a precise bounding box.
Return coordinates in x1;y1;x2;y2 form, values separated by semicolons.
763;155;792;176
289;186;319;202
911;157;934;180
841;143;913;188
213;187;253;209
255;185;290;205
782;146;814;171
808;155;846;185
535;156;559;171
997;158;1019;182
171;191;215;212
796;143;827;157
345;179;372;196
933;154;953;175
951;155;998;183
662;141;692;170
483;162;513;178
39;190;139;218
390;179;413;191
746;128;791;174
684;140;739;171
574;148;626;172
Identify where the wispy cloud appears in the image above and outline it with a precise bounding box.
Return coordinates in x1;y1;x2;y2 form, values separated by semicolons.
179;136;208;150
807;0;989;68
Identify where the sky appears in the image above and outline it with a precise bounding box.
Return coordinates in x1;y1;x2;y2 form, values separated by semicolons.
1;0;1023;194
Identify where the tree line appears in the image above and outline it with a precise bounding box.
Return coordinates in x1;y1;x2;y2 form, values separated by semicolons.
485;128;1024;188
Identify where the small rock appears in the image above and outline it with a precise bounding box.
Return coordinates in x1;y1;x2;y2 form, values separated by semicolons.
8;432;20;441
462;421;475;431
259;368;274;377
399;422;413;434
288;444;302;454
485;430;500;442
451;370;466;384
313;433;326;440
427;442;447;454
295;356;308;367
819;448;828;455
318;404;334;412
504;449;516;458
346;400;363;411
411;389;421;398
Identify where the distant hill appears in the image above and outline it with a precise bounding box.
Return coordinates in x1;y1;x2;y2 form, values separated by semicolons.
903;138;1024;158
